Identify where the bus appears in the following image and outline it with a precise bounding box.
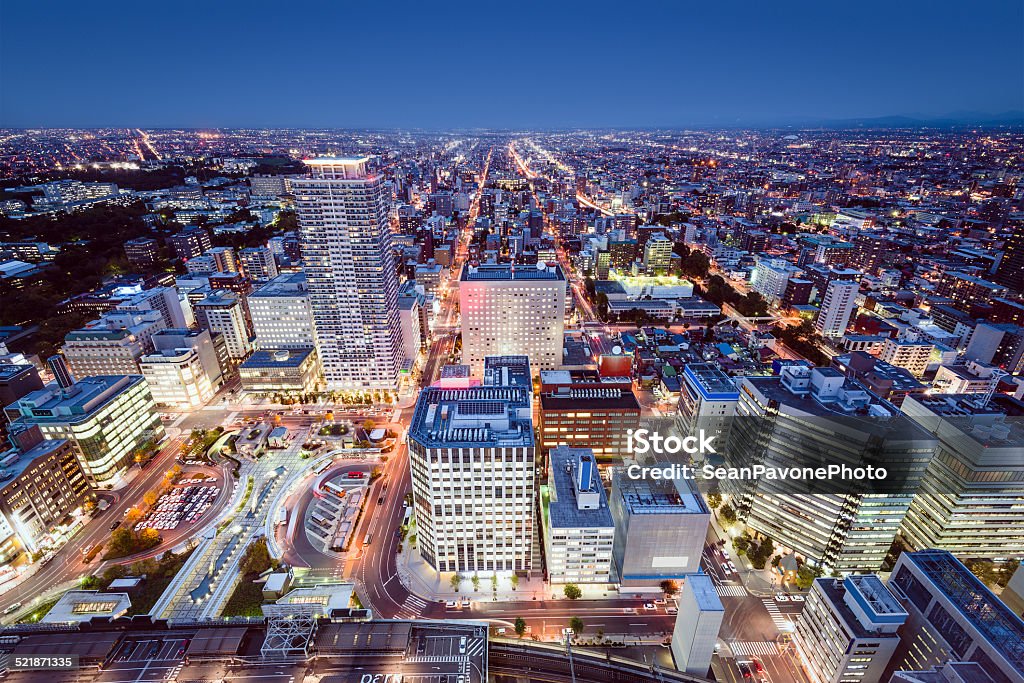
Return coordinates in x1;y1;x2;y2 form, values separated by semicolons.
275;507;288;528
312;460;332;475
362;533;373;547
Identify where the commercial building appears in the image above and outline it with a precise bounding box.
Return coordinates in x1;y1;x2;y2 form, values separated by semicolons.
61;310;165;378
677;363;739;456
140;346;215;408
542;446;615;584
887;549;1024;683
899;394;1024;559
4;375;163;483
249;272;317;350
964;323;1024;375
609;470;710;588
0;429;90;558
880;338;934;378
240;246;279;282
793;575;907;683
815;279;859;338
194;291;253;360
459;262;566;375
151;327;226;388
670;573;724;676
539;384;640;461
0;363;44;408
728;366;937;571
408;356;535;574
239;348;320;395
292;157;405;390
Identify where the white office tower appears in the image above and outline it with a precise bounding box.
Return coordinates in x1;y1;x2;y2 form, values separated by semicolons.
292;157;405;390
193;291;252;360
815;279;859;338
408;356;535;574
249;273;316;350
727;366;937;572
115;286;189;329
459;263;566;376
794;575;907;683
542;446;615;584
140;346;214;408
670;574;724;676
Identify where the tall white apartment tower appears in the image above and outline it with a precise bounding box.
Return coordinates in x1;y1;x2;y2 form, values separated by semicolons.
815;279;859;338
292;157;405;390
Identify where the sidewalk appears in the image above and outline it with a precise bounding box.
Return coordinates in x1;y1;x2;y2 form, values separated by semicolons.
397;542;549;602
708;510;781;598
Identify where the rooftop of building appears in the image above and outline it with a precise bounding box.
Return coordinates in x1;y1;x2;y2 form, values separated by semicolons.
195;290;238;307
0;438;72;486
540;386;640;411
241;348;314;369
251;272;308;297
685;572;725;612
547;446;614;529
612;473;707;516
743;366;899;419
0;363;35;380
7;375;144;421
683;363;739;401
40;590;131;624
460;262;565;282
814;578;904;638
900;549;1024;672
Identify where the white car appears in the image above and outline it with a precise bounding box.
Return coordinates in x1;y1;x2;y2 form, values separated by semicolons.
790;594;805;602
775;593;790;602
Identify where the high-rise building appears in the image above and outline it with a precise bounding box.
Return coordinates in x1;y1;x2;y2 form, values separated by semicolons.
4;375;163;483
0;364;44;408
542;446;615;584
249;273;316;351
677;363;739;457
114;286;189;329
793;575;907;683
140;346;215;408
239;246;279;282
206;246;238;273
292;157;405;390
964;322;1024;374
151;328;226;389
642;233;673;275
408;356;535;574
887;550;1024;682
815;279;859;338
193;291;253;360
995;222;1024;294
751;257;800;304
61;310;166;378
609;470;710;588
727;366;936;571
670;573;724;676
899;393;1024;560
459;263;566;376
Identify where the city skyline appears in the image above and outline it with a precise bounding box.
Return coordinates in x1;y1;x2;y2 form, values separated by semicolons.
2;1;1022;129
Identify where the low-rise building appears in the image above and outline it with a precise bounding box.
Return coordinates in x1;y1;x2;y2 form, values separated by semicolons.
239;348;320;395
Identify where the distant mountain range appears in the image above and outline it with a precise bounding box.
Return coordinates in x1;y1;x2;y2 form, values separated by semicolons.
810;111;1024;129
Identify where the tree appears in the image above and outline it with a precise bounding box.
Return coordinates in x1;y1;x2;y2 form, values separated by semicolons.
795;565;823;590
563;583;582;600
660;579;679;596
471;575;481;592
706;492;723;510
510;574;519;591
143;491;159;508
363;419;376;432
241;538;273;575
450;573;463;592
719;503;737;526
569;616;585;635
514;616;527;638
491;573;498;593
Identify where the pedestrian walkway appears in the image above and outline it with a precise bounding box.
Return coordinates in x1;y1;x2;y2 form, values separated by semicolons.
395;593;429;619
730;641;780;657
761;599;793;631
715;585;748;597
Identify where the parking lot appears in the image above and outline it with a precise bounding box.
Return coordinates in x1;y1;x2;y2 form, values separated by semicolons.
134;479;221;532
98;636;190;683
405;630;486;683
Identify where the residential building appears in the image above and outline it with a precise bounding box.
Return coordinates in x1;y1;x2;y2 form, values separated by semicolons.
671;573;724;676
609;470;710;588
124;237;159;268
206;246;238;273
193;291;253;360
408;356;535;574
240;246;279;282
643;233;673;274
542;446;615;584
794;575;907;683
887;550;1024;683
292;157;405;390
815;279;860;338
459;262;566;375
880;338;933;378
4;375;163;483
964;323;1024;375
167;228;211;261
751;257;800;304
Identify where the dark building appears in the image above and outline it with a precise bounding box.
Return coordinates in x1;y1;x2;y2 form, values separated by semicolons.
167;228;211;261
123;237;159;268
995;221;1024;293
0;364;44;408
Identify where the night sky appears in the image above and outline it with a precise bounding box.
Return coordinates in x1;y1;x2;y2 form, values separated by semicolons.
2;0;1021;129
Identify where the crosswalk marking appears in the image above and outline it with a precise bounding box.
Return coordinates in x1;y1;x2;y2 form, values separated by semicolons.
762;599;794;631
465;638;485;657
395;593;429;619
716;585;748;597
730;641;780;657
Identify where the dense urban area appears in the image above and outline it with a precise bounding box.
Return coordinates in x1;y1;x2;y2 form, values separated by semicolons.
0;126;1021;683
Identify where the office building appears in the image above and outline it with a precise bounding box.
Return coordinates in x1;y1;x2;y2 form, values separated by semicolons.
140;346;215;409
459;262;566;375
542;446;615;584
240;246;279;282
751;257;800;304
249;174;288;198
642;233;673;275
539;384;640;460
794;575;907;683
728;366;936;571
4;375;163;483
292;157;405;390
151;328;226;388
899;394;1024;559
670;573;724;676
115;286;189;329
815;279;860;338
239;348;320;395
398;293;424;364
677;363;739;456
0;429;90;558
408;356;535;574
888;550;1024;683
964;323;1024;375
194;291;253;360
0;364;44;408
609;470;710;588
167;228;211;261
249;272;316;350
880;338;933;378
124;237;159;269
61;310;165;378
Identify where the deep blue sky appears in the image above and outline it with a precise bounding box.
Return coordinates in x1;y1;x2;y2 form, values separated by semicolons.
2;0;1022;129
